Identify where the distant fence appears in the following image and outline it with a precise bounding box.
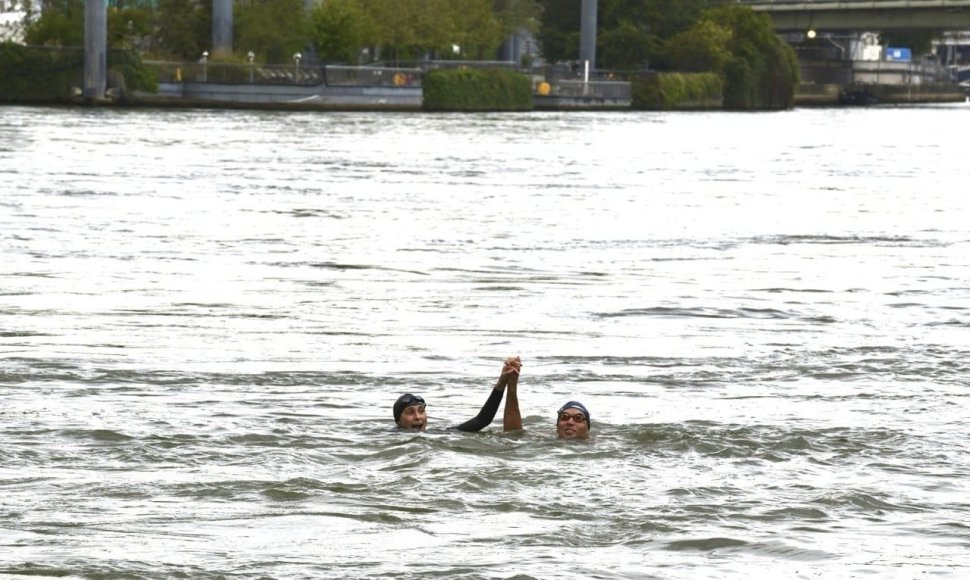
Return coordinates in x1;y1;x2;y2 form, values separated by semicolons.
542;79;631;100
144;60;631;101
424;59;519;71
851;59;951;85
145;60;522;88
145;61;323;85
323;65;422;87
798;58;952;85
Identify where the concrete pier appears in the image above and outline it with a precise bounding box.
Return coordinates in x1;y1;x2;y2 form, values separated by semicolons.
83;0;106;100
212;0;233;57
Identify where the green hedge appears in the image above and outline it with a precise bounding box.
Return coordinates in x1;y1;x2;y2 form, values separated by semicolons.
0;43;82;101
0;43;157;103
631;72;722;110
422;68;532;112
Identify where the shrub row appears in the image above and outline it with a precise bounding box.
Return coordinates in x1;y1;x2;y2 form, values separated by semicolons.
422;68;532;112
0;43;157;102
631;72;722;110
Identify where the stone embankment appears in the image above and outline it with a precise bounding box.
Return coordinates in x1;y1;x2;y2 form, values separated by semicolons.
795;82;967;106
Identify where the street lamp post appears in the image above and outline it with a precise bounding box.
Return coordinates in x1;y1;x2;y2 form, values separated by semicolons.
247;50;255;83
580;0;597;72
293;52;302;82
201;50;209;82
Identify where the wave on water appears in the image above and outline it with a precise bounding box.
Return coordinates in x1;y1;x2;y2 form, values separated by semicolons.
754;234;951;247
594;306;800;320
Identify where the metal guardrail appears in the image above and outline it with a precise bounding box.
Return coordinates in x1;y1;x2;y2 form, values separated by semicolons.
364;59;518;71
799;58;953;84
544;79;632;100
324;65;422;87
424;59;519;71
145;61;517;87
851;59;953;83
146;61;423;88
145;60;633;101
146;61;322;85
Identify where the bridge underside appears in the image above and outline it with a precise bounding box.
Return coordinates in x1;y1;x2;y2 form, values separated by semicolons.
754;6;970;32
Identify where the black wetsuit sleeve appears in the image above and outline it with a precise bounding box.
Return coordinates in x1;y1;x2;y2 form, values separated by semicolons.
454;387;504;432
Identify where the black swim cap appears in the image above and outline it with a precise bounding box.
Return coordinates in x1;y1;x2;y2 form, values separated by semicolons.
393;393;426;425
557;400;591;430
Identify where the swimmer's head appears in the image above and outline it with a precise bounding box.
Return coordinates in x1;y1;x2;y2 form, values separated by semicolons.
394;393;428;430
556;400;590;440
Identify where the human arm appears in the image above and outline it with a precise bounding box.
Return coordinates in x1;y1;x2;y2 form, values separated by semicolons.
453;358;514;433
502;356;522;432
455;358;521;433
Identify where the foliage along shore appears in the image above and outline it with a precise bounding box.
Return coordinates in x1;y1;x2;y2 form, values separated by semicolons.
2;41;964;111
5;2;805;112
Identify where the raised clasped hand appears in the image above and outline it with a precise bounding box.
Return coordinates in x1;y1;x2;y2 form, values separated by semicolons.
501;356;522;376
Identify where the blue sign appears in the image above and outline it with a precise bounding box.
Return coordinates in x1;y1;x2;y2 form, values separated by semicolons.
886;47;912;62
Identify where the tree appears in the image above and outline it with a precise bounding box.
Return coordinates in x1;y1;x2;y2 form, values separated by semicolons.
153;0;210;60
662;18;731;73
2;0;36;43
367;0;422;61
878;30;939;57
362;0;505;62
234;0;309;63
448;0;504;59
24;0;151;50
106;5;152;50
24;0;84;47
699;5;799;109
533;0;580;62
309;0;376;64
493;0;541;39
534;0;721;70
411;0;459;57
596;19;656;71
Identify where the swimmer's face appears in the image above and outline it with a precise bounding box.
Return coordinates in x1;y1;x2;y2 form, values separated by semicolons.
556;410;589;439
399;404;427;431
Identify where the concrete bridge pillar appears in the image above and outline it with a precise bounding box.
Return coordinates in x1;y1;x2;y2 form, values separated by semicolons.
580;0;597;70
501;33;522;63
212;0;233;57
83;0;106;100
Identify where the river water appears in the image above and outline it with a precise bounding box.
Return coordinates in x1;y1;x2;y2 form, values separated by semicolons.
1;103;969;579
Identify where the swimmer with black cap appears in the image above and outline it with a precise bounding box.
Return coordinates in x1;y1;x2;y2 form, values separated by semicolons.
555;400;590;440
393;393;428;430
393;356;521;432
395;357;590;439
497;359;590;439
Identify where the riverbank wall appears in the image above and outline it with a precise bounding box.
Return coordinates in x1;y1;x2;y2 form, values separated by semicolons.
7;65;966;112
117;81;631;113
794;82;967;106
133;81;425;111
128;80;967;111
